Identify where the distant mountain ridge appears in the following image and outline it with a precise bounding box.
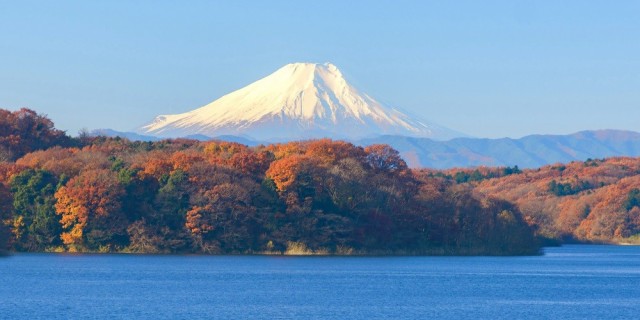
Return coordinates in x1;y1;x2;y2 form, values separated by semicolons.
360;130;640;169
138;62;463;141
94;128;640;169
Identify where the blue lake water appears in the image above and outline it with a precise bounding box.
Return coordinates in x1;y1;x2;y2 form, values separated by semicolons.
1;245;640;319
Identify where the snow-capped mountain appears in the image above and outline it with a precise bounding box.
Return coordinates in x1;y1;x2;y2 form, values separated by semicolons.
139;62;464;141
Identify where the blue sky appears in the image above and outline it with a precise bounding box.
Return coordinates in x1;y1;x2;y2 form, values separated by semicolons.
1;1;638;138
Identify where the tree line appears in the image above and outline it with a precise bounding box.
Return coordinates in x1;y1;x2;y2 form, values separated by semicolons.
0;109;544;255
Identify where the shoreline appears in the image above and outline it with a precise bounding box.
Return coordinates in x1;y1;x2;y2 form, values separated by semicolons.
6;243;638;257
1;248;543;257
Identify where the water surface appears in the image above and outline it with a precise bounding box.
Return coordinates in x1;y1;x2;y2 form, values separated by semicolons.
1;245;639;319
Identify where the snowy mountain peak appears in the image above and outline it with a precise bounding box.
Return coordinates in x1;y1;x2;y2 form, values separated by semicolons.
139;62;464;141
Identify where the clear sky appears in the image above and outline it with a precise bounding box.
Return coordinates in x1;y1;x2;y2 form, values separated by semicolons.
1;1;638;138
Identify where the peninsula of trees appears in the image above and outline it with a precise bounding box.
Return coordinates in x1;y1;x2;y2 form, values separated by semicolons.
0;108;538;255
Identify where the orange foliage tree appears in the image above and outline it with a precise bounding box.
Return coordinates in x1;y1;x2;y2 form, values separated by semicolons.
54;169;127;251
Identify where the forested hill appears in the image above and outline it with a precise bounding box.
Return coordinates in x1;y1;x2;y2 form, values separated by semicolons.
0;108;539;255
458;158;640;244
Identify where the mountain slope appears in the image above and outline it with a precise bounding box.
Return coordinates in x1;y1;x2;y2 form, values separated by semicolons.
91;129;264;146
358;130;640;169
139;62;462;141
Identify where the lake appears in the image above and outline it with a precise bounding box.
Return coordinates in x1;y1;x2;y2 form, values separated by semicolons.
1;245;639;319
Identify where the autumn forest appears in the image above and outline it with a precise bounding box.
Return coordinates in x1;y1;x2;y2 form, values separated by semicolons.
1;108;639;255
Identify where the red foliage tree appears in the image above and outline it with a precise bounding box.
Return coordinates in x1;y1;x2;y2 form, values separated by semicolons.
0;108;72;160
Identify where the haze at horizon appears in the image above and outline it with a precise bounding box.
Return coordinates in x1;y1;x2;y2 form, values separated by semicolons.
1;1;638;138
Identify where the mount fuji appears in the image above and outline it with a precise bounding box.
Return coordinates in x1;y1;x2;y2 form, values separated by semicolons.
138;62;464;141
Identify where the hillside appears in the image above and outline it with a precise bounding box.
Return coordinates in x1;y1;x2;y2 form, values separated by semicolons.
441;158;640;244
